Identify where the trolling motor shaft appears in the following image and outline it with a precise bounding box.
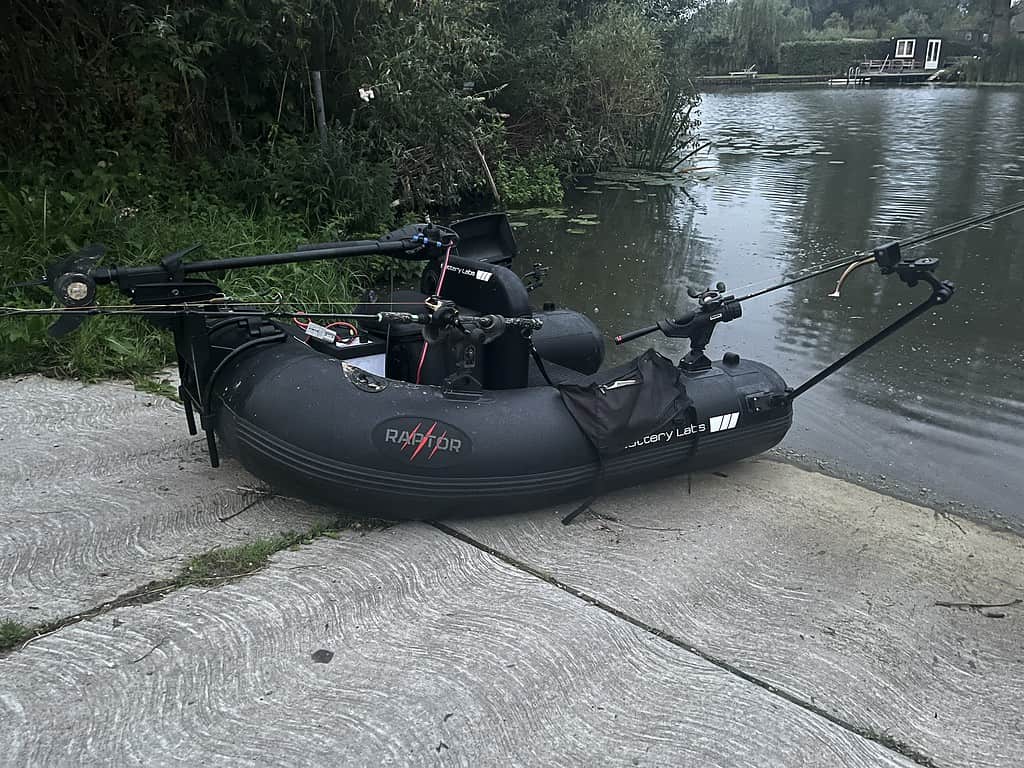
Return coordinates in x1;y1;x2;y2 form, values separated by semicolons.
24;223;460;337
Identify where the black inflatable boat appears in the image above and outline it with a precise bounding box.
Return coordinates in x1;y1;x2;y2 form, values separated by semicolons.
12;204;991;520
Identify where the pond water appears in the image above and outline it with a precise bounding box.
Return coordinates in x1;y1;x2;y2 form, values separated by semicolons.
517;86;1024;528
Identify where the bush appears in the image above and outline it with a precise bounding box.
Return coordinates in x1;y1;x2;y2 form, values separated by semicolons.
218;132;395;234
496;159;564;207
961;40;1024;82
891;9;931;36
568;3;668;168
779;39;891;74
0;184;394;379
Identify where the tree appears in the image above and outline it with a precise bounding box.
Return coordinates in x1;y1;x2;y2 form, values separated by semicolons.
728;0;810;72
893;8;932;34
990;0;1013;42
852;5;890;36
823;11;850;32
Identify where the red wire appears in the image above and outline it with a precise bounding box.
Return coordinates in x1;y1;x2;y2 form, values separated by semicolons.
326;320;359;343
415;242;454;384
294;316;358;344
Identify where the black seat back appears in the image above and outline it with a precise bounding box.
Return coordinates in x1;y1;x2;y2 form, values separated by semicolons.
422;255;532;390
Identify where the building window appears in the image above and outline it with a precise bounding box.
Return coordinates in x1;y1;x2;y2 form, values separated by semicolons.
895;39;916;57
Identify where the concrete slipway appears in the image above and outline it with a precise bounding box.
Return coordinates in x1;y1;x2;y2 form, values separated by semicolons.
0;375;1021;767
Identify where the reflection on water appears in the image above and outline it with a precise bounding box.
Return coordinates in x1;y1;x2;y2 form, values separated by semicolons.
522;87;1024;521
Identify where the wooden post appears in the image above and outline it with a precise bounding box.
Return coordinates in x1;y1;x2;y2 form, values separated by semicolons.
223;85;241;147
470;136;501;206
311;70;328;148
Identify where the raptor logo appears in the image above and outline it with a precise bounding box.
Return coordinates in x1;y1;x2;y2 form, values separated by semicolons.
374;417;471;466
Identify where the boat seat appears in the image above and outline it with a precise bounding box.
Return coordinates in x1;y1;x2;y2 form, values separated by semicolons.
353;289;450;385
357;255;532;390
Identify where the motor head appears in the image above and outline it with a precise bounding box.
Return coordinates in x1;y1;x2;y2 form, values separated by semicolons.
40;244;106;336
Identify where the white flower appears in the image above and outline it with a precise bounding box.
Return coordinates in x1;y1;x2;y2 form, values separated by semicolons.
358;86;376;103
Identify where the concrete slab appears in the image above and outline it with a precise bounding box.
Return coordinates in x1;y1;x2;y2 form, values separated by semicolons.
2;376;1021;767
449;461;1024;768
0;376;337;624
0;524;915;768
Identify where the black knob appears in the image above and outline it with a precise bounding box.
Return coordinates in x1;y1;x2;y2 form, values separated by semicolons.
723;352;740;366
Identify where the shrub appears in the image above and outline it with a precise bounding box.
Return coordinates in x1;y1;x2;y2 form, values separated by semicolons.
961;40;1024;82
779;39;891;74
496;159;564;207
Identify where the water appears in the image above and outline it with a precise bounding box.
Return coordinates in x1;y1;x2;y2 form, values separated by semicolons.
519;86;1024;528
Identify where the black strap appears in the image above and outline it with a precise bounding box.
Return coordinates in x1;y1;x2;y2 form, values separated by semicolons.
561;453;605;525
530;345;555;387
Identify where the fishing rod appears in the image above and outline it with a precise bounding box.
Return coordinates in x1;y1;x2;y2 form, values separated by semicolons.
0;303;543;335
614;199;1024;398
733;198;1024;303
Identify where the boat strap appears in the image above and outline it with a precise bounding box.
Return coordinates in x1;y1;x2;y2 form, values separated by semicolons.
529;345;555;387
561;463;604;525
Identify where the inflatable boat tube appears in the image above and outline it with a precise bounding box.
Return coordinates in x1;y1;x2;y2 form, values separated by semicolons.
207;320;792;519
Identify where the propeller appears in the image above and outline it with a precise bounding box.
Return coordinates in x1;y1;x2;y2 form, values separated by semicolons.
43;244;105;336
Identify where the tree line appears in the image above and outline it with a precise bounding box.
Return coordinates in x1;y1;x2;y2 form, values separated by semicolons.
678;0;1021;74
0;0;1018;236
0;0;703;226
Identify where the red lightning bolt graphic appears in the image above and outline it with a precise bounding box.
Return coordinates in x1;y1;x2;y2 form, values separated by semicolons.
427;430;448;460
401;422;422;451
409;422;437;461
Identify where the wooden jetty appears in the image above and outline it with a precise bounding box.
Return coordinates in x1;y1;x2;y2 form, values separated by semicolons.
828;57;942;86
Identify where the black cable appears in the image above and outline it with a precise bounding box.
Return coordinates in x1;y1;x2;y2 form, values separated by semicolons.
1;278;46;296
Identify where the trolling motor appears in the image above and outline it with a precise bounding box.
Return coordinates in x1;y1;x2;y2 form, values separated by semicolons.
2;221;463;466
20;221;460;337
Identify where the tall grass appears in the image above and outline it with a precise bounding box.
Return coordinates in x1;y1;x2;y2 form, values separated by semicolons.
0;187;410;380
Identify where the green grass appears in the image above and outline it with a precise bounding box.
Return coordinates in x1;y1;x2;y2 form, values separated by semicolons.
130;374;180;401
0;620;33;650
1;200;415;381
180;523;342;584
0;517;390;653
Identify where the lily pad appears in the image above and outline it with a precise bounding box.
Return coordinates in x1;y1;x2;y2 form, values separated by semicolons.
512;206;567;217
565;228;589;235
567;218;598;226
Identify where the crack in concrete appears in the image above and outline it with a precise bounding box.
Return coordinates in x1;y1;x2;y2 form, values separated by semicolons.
1;519;386;657
432;521;939;768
